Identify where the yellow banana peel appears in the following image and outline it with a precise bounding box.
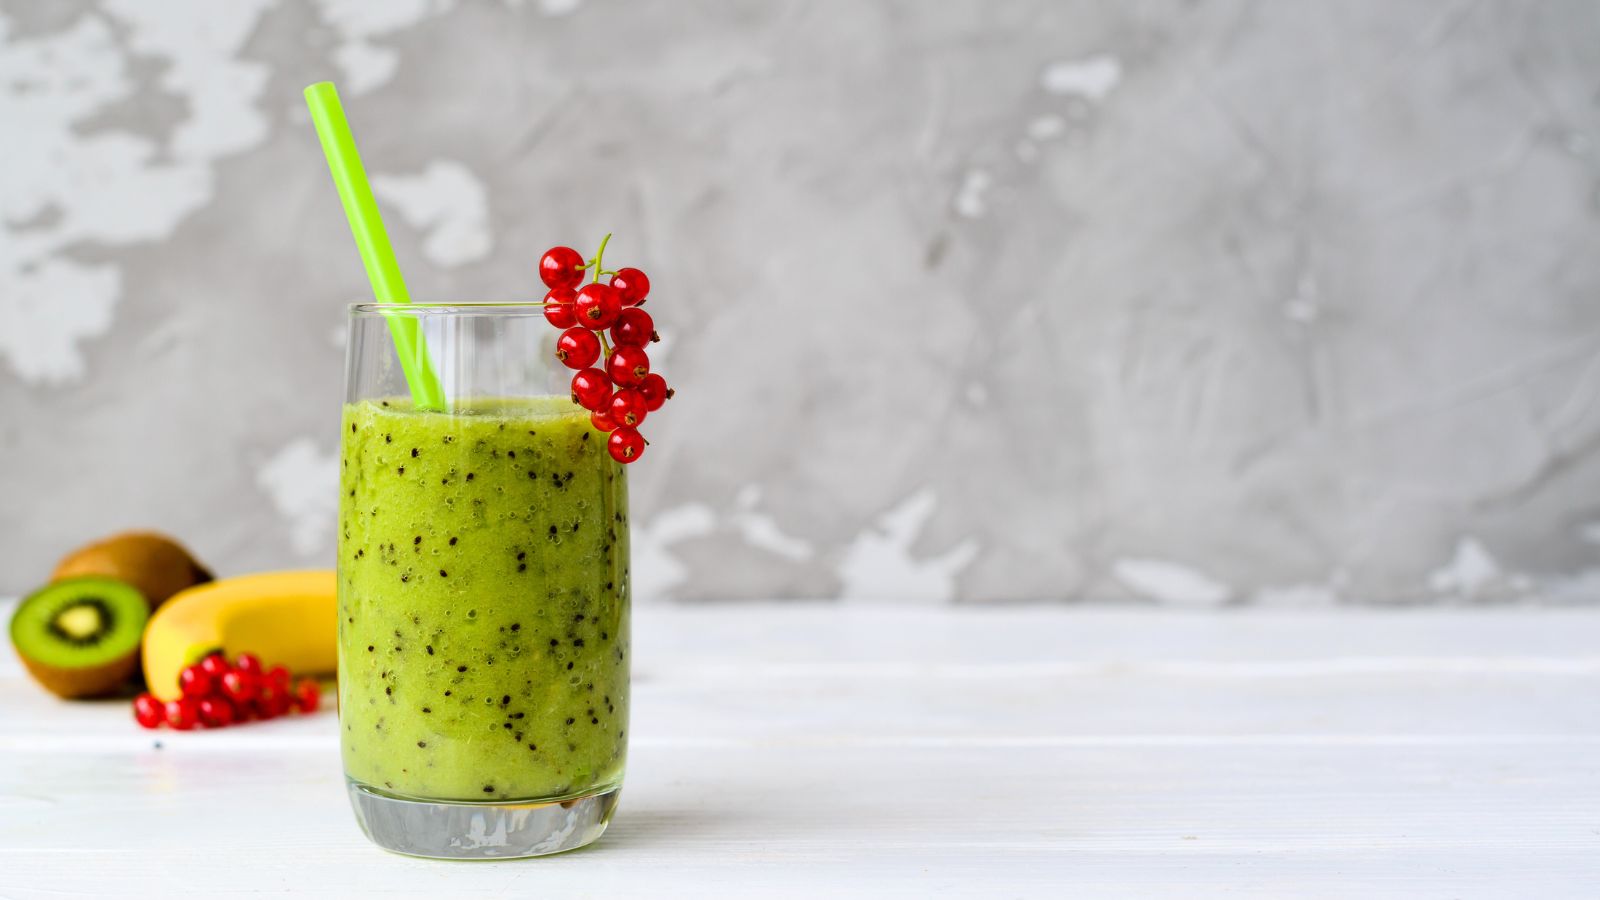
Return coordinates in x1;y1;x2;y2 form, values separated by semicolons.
143;570;337;700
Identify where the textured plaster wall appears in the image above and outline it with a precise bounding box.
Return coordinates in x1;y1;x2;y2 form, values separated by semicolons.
2;0;1599;604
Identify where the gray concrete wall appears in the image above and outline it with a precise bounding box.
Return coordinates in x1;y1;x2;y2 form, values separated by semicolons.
2;0;1598;604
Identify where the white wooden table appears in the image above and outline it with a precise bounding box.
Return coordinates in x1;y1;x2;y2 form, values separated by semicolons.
2;604;1597;898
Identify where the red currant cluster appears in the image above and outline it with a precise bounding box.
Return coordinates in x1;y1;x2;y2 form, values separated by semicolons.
132;652;320;731
539;235;673;464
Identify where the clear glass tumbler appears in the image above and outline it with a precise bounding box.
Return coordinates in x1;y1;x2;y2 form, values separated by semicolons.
339;303;629;859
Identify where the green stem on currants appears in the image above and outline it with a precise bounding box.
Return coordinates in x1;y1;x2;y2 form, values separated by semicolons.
589;233;613;285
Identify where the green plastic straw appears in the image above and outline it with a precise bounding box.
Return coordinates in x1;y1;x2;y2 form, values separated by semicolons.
304;81;445;411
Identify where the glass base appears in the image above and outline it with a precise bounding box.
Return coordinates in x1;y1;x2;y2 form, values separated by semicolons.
346;779;621;860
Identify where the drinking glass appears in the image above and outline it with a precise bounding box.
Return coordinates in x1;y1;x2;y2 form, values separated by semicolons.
339;303;629;859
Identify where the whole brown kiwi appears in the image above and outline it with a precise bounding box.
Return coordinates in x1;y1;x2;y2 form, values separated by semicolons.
51;531;213;613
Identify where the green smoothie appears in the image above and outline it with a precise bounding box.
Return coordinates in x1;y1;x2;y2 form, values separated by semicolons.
337;396;629;802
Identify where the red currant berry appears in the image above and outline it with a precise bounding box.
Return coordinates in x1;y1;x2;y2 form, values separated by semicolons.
293;679;321;713
607;346;650;387
266;665;291;690
254;683;292;720
539;246;585;290
608;427;646;463
134;693;164;729
198;653;229;679
197;697;235;728
544;303;577;329
555;327;601;369
570;368;614;411
220;670;258;704
609;308;655;347
638;373;673;411
543;287;578;328
610;267;650;306
591;409;618;432
574;283;622;330
234;653;263;676
609;389;648;428
178;664;215;699
165;698;200;731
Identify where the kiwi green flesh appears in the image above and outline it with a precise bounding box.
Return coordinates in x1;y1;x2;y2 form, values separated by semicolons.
10;577;148;667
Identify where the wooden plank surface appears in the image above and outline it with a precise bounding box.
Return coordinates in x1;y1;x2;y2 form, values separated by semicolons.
2;606;1598;898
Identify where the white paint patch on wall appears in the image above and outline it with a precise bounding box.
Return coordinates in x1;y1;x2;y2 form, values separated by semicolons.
332;42;399;95
1040;54;1122;102
1026;114;1067;141
1283;274;1320;323
314;0;456;95
953;168;991;218
105;0;275;159
838;489;978;603
631;503;716;601
1114;558;1231;607
0;2;272;383
538;0;584;16
731;486;813;561
1427;537;1500;598
371;160;493;267
256;439;339;557
0;261;121;384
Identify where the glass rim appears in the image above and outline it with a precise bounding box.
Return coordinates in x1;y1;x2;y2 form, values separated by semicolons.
349;301;553;316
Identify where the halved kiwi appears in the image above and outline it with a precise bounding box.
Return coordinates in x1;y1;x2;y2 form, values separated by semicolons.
9;577;149;699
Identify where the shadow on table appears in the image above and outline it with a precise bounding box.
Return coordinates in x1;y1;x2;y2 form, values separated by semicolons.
583;806;726;853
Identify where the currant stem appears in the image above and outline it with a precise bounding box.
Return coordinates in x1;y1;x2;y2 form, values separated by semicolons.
590;233;613;285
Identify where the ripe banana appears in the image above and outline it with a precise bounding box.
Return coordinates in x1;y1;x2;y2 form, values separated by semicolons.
143;570;336;700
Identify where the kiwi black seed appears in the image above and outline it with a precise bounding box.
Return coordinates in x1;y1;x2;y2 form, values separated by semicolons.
9;577;149;699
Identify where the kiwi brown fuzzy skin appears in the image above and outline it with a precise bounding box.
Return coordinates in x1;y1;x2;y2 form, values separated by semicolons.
51;531;212;613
